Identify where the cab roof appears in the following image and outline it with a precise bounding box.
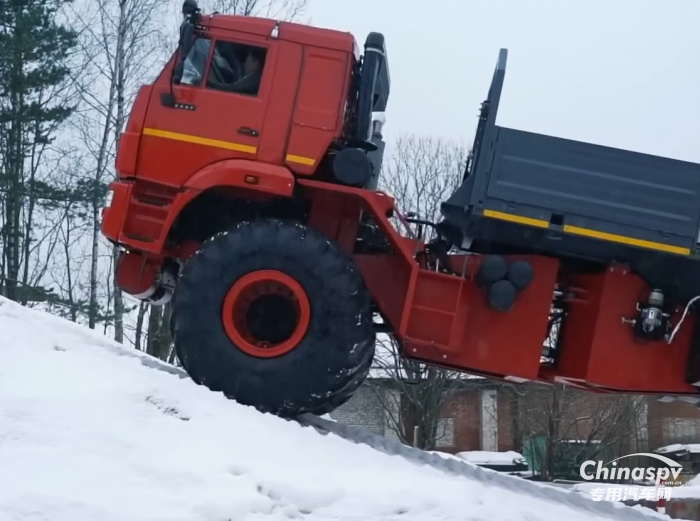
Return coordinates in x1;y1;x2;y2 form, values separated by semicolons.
203;15;357;54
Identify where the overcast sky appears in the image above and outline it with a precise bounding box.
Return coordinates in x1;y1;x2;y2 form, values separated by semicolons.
306;0;699;162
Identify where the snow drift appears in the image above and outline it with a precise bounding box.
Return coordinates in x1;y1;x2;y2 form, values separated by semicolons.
0;297;666;520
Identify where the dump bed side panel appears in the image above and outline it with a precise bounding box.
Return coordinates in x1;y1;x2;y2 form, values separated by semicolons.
484;127;700;247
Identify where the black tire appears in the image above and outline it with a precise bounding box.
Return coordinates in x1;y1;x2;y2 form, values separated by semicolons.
170;219;376;417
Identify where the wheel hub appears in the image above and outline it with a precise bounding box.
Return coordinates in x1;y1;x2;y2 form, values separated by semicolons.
222;270;310;357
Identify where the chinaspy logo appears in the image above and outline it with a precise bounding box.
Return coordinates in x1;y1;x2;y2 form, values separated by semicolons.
580;453;683;485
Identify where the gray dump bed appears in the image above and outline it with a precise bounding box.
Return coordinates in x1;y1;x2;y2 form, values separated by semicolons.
484;126;700;249
442;49;700;253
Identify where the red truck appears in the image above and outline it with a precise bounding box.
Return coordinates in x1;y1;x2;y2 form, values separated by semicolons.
102;0;700;417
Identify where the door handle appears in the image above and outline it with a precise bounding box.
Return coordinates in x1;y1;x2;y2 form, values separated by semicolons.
238;127;259;137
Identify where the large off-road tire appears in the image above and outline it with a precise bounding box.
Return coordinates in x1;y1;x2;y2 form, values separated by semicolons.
170;219;376;417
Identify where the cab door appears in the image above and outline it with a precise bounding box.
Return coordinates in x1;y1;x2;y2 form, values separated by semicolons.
139;33;276;188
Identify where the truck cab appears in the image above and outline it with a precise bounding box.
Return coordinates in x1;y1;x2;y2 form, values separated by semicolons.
126;16;383;183
102;2;390;302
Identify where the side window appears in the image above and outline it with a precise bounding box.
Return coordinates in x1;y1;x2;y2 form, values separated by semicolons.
205;40;268;97
180;38;211;86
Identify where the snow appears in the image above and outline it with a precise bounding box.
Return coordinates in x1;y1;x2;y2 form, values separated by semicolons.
457;450;527;466
0;296;670;521
686;474;700;487
569;477;700;501
430;451;533;480
571;483;654;495
671;472;700;497
662;485;700;499
429;451;477;464
656;443;700;454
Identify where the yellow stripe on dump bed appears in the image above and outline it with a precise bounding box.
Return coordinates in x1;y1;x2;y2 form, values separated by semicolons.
563;225;691;256
482;209;691;256
483;209;549;228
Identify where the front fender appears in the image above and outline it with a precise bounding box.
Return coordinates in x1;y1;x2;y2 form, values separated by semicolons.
184;159;295;197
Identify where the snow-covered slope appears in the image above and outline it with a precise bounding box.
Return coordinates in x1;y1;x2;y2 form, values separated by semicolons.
0;297;666;521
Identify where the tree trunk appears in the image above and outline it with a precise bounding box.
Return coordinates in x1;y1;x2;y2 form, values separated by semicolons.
110;0;129;343
134;302;147;351
4;28;24;302
87;77;116;327
146;304;173;360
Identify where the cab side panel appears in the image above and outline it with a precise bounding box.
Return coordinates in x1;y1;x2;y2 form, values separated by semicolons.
259;41;302;164
285;46;351;174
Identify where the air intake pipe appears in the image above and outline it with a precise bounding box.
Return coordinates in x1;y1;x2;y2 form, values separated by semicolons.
365;114;386;191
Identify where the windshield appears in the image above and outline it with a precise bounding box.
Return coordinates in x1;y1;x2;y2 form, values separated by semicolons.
180;38;211;86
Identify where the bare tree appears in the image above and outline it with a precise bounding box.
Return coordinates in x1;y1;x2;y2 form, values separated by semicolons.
41;151;102;322
506;383;646;480
145;304;173;360
366;134;469;450
371;335;477;450
66;0;170;340
201;0;307;20
134;302;148;351
382;134;468;229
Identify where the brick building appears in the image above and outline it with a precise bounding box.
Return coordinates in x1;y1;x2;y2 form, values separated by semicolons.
329;377;700;454
649;397;700;447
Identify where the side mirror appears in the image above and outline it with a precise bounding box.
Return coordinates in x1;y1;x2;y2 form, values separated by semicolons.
172;21;195;84
182;0;199;16
172;0;200;85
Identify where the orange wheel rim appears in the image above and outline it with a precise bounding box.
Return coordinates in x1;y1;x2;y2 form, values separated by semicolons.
222;270;310;358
